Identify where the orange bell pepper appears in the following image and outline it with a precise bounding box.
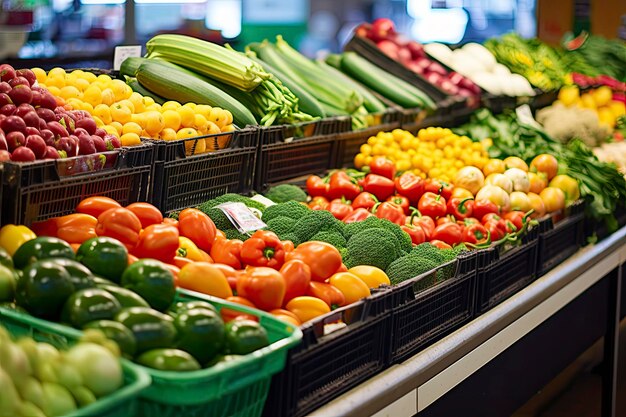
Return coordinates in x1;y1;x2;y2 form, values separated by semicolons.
329;272;371;305
236;266;286;311
177;236;213;262
131;223;179;263
281;240;295;253
210;237;243;269
95;207;142;247
126;202;163;228
348;265;391;289
215;230;226;239
286;241;342;282
221;296;258;323
162;218;179;227
56;213;98;244
285;296;330;323
280;260;311;305
76;196;121;218
306;281;346;308
269;308;301;327
212;263;240;291
173;256;193;269
178;262;233;299
240;230;285;269
178;208;216;252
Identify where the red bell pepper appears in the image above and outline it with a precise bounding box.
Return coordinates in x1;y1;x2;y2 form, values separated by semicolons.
394;172;425;204
369;156;396;179
178;208;217;252
437;216;454;226
240;230;285;269
307;281;346;308
237;267;286;311
401;224;426;245
361;174;395;201
407;210;435;240
306;175;329;197
372;202;406;225
280;259;311;304
431;222;463;246
386;195;410;215
210;237;243;269
484;221;505;241
424;179;453;200
503;211;526;231
473;200;499;221
125;202;163;229
132;223;180;263
499;219;518;234
308;196;329;210
482;213;502;224
327;171;360;200
463;223;490;245
95;207;142;248
328;199;354;220
342;208;374;224
430;240;452;249
352;192;378;211
418;192;447;218
446;197;474;220
76;196;121;219
462;217;480;226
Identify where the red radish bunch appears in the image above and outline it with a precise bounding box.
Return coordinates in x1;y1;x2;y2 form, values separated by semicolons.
356;19;481;98
0;64;120;163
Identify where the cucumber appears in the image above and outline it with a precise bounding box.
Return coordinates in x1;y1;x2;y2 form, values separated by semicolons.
119;57;149;78
126;78;166;104
341;52;435;110
136;60;257;127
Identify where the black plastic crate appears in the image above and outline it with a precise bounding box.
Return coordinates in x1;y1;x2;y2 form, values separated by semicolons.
536;200;586;276
475;225;540;314
254;118;345;191
387;251;478;364
332;110;402;168
262;289;392;417
1;144;153;226
149;128;258;214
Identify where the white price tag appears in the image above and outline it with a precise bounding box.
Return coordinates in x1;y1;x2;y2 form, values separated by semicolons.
217;202;267;233
515;104;542;129
113;45;142;71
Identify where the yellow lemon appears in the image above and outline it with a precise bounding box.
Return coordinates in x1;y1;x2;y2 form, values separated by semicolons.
103;125;120;137
83;85;103;107
116;99;135;113
129;92;145;113
32;67;47;84
101;89;116;106
161;101;181;111
120;133;141;146
193;114;208;131
111;79;130;102
144;111;165;137
177;106;196;128
176;127;198;140
93;104;112;124
109;121;124;135
110;104;132;124
122;122;143;136
207;107;226;128
162;110;182;131
48;67;67;79
160;128;177;141
195;104;212;118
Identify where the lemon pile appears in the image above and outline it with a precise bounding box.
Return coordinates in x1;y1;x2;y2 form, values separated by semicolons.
32;68;235;150
354;127;489;183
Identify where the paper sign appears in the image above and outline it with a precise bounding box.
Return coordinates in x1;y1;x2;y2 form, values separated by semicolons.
217;202;267;233
515;104;542;129
113;45;142;71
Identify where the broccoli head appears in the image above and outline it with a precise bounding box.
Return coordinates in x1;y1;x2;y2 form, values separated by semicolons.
264;184;307;203
386;254;439;286
198;193;267;213
410;243;446;265
310;231;347;250
282;233;302;246
262;201;310;223
292;210;342;243
346;228;400;270
343;216;382;240
438;249;458;282
378;218;413;253
265;216;297;239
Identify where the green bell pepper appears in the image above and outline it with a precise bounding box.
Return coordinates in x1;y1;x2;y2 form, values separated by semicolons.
120;260;175;312
76;237;128;283
13;237;74;270
223;319;269;355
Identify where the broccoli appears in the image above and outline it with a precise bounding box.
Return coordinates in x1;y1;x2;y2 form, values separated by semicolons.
386;254;439;286
262;201;310;223
410;243;446;264
310;231;347;250
223;228;251;241
345;228;400;270
438;249;458;282
265;216;297;239
282;233;302;246
339;247;349;260
292;210;343;243
378;218;413;253
198;193;267;214
201;207;251;241
264;184;307;204
343;216;382;240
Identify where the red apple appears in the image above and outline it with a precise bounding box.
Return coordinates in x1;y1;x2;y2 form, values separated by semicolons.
94;127;106;138
16;103;34;118
407;41;425;59
370;18;396;42
0;82;10;94
92;135;106;152
36;107;56;123
6;131;26;151
67;136;78;156
22;111;40;128
75;117;96;135
0;104;16;116
47;121;69;138
16;69;36;86
11;146;36;162
40;129;54;145
43;146;60;159
8;77;29;88
25;134;46;159
0;65;16;83
428;62;447;76
1;115;26;133
78;134;96;155
40;91;57;110
104;135;121;150
30;90;43;107
8;85;33;105
397;47;412;64
377;40;399;60
25;127;40;137
0;129;6;151
426;72;443;85
0;149;10;161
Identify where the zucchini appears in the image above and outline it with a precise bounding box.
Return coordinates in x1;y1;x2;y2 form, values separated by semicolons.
126;78;166;105
136;60;257;127
120;57;149;78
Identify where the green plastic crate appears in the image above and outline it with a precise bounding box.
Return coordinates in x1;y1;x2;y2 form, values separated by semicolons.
0;308;151;417
0;288;302;417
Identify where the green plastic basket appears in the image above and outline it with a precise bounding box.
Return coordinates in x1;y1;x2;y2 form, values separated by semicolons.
0;289;302;417
0;308;151;417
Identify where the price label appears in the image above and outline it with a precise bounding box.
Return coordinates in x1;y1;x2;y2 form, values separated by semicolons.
113;45;142;71
217;202;267;233
515;104;542;129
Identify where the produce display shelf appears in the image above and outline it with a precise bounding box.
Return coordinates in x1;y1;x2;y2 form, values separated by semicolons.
262;289;393;417
1;144;154;226
148;128;259;214
0;308;151;417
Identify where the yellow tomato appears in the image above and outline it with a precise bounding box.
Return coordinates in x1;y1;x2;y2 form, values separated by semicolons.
128;92;145;113
177;106;196;128
103;125;119;137
32;67;47;83
593;86;612;108
558;85;579;106
451;187;474;199
527;192;546;218
83;85;103;107
549;174;580;203
101;88;116;106
160;128;177;141
144;111;165;137
93;104;112;125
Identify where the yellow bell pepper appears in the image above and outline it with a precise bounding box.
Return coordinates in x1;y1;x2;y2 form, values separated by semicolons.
0;225;37;256
347;266;390;289
177;236;212;262
285;296;330;323
329;272;371;305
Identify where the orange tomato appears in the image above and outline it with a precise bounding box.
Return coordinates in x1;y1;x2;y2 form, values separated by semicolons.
528;172;548;194
482;159;506;176
540;187;566;213
527;192;546;219
530;154;558;180
178;262;233;299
